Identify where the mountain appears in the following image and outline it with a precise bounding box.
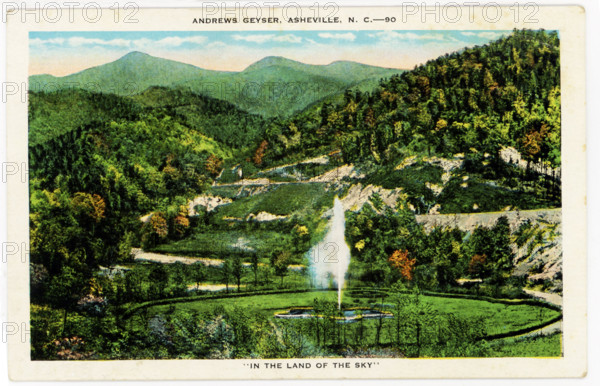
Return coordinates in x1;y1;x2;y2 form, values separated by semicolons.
30;51;222;96
29;86;269;150
29;52;404;117
242;56;400;82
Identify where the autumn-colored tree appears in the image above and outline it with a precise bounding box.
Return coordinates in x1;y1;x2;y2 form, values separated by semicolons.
173;215;189;235
521;124;549;162
150;212;168;238
468;254;488;277
53;336;94;360
172;205;190;237
71;192;105;222
389;249;416;281
205;154;223;176
252;140;268;166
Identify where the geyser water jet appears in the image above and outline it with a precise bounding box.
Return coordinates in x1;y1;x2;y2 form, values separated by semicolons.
308;197;351;309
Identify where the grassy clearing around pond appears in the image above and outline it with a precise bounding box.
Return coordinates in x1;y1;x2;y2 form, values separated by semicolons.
147;291;340;319
143;291;561;339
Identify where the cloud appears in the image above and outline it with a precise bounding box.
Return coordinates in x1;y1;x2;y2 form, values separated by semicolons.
232;33;302;44
31;35;208;49
318;32;356;41
30;37;65;46
372;31;453;42
68;37;131;47
154;36;208;47
206;41;227;48
461;31;507;40
273;34;302;44
232;34;275;43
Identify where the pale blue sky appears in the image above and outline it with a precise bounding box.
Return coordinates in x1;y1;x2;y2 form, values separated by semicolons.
30;30;512;76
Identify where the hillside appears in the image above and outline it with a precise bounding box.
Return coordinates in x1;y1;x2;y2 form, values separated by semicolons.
29;52;404;117
257;29;561;169
29;86;269;150
28;89;143;146
28;86;273;275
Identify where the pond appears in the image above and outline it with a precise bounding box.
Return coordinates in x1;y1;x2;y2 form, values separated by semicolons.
275;307;394;322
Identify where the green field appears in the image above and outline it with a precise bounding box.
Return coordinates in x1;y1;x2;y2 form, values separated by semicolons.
143;291;560;338
490;332;562;357
215;183;336;218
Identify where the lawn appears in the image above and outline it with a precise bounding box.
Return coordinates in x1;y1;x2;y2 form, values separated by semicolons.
489;332;562;357
144;290;561;339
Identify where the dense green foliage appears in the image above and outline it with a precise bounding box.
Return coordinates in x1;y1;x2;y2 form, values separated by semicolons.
28;89;143;146
344;198;521;294
362;153;559;214
28;84;275;276
130;86;268;148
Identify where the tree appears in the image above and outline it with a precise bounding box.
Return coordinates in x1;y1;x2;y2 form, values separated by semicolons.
273;250;291;287
253;140;268;165
192;263;205;290
71;192;106;223
222;260;233;293
468;254;488;294
149;264;169;298
399;291;438;357
232;255;243;292
369;192;384;211
490;216;513;273
388;249;416;281
47;266;87;334
250;253;260;287
205;154;223;176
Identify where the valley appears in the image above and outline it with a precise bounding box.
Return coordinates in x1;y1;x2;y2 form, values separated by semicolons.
28;29;563;360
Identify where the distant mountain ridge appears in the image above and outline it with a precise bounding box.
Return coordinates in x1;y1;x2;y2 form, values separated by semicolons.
29;52;405;117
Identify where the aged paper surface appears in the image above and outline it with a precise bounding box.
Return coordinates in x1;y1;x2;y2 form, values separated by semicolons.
5;3;586;380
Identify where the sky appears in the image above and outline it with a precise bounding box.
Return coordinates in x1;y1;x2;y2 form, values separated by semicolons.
29;30;510;76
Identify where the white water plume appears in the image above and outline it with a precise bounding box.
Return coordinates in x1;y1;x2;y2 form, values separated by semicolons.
308;197;351;309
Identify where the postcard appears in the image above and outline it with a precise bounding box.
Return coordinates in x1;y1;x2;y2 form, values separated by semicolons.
4;3;586;380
